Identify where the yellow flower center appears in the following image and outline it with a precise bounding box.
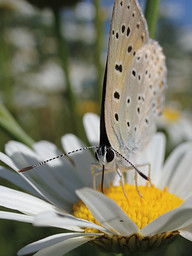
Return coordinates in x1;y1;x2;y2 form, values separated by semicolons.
162;107;181;123
73;183;183;230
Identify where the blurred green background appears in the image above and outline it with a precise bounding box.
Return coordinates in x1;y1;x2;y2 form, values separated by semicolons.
0;0;192;255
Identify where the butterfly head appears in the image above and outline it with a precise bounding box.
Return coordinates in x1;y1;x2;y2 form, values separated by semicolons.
95;145;116;167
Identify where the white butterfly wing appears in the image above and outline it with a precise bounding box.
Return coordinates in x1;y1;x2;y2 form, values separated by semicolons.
119;41;167;155
105;0;148;151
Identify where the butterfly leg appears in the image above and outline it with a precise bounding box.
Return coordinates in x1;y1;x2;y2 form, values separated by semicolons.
91;163;121;192
91;164;114;192
135;171;143;198
116;166;128;200
91;163;102;190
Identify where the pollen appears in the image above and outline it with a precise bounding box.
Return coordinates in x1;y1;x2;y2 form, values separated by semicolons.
73;183;183;230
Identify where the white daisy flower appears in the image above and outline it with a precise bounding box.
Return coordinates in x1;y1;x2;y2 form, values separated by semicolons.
1;113;192;256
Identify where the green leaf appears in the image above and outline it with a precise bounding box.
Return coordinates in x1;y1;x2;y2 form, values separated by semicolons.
0;104;34;148
145;0;160;38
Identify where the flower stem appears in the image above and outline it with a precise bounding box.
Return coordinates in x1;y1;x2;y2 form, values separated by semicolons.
0;104;34;148
144;0;160;38
94;0;104;105
52;7;78;134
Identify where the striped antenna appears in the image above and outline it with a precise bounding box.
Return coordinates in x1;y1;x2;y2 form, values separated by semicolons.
19;146;98;172
113;148;150;181
18;144;149;188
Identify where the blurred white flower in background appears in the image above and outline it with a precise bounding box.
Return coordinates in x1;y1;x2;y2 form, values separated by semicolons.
178;26;192;52
75;2;95;21
159;104;192;146
0;0;35;14
6;27;36;49
63;21;95;44
22;61;66;92
62;2;95;44
70;61;96;94
160;2;184;20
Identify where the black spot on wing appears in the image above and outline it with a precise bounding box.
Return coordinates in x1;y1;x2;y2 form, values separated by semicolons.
127;27;131;37
127;45;132;53
114;91;120;99
121;25;125;34
115;113;119;121
132;70;136;77
115;64;122;73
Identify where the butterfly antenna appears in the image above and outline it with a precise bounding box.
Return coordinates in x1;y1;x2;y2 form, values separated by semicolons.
19;146;98;173
113;149;150;181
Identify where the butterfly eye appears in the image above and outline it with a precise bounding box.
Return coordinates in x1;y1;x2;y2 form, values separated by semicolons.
106;149;115;163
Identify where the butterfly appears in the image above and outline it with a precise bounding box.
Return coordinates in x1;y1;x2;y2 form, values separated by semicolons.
20;0;167;196
94;0;167;192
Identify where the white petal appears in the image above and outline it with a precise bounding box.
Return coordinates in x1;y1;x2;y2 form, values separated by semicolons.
61;134;95;187
5;140;38;169
182;195;192;206
83;113;100;145
0;152;18;171
33;236;92;256
5;141;75;211
34;211;111;234
167;149;192;198
20;173;73;212
33;140;82;201
148;133;165;185
140;204;192;236
0;166;39;196
76;187;139;235
33;141;82;191
136;133;165;186
0;150;48;200
180;224;192;241
159;142;192;189
0;186;54;215
22;172;73;212
0;211;33;223
18;232;101;255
